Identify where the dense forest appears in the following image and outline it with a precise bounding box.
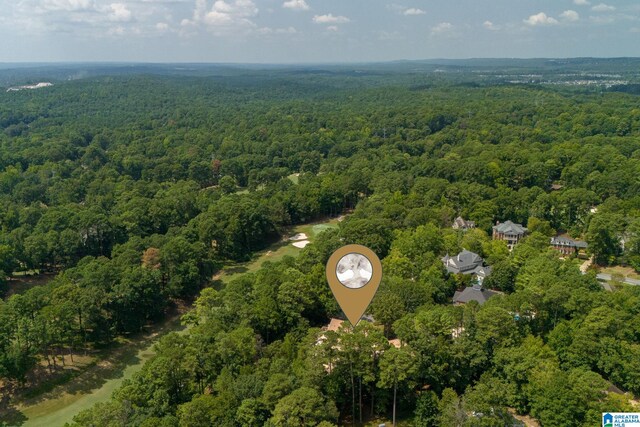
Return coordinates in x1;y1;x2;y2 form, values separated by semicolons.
1;63;640;426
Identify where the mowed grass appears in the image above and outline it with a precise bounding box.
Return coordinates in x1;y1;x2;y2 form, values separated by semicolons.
216;217;341;284
6;217;341;426
600;265;640;280
288;173;300;185
7;316;189;427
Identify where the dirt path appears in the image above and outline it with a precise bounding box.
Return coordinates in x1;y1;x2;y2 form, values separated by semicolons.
508;409;541;427
579;256;593;274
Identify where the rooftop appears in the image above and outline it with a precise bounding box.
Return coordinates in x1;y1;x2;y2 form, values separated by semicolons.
453;285;499;305
550;235;588;248
452;216;476;229
325;318;344;332
475;265;493;277
493;220;528;235
442;250;481;273
442;249;487;275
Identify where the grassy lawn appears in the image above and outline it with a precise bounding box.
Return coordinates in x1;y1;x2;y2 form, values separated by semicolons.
600;265;640;280
288;173;300;184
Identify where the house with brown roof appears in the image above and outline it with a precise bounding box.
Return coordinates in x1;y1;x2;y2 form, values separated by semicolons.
452;216;476;231
325;318;344;332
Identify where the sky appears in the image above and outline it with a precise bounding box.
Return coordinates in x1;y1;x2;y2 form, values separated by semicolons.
0;0;639;63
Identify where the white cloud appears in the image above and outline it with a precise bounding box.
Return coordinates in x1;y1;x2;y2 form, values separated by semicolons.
256;26;297;34
573;0;590;5
388;5;426;16
403;8;425;16
524;12;558;26
591;3;615;12
156;22;169;31
431;22;453;34
378;30;403;41
279;26;297;33
180;0;301;37
560;10;580;21
2;0;184;38
483;20;500;30
182;0;259;33
109;3;132;22
326;25;339;32
312;14;350;24
41;0;92;11
190;0;207;21
282;0;309;11
107;25;125;35
589;14;615;24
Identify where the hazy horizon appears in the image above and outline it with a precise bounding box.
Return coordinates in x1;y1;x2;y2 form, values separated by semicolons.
1;56;640;66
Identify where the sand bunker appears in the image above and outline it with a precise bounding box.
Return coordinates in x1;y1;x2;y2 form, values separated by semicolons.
292;240;310;248
289;233;308;241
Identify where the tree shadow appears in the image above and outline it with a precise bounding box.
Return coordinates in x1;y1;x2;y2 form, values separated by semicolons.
12;315;186;409
222;265;249;275
0;405;28;426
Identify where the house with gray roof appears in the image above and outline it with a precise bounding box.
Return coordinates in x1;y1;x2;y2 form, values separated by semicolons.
442;249;492;284
492;220;528;251
550;236;588;256
475;265;493;282
453;284;499;305
452;216;476;231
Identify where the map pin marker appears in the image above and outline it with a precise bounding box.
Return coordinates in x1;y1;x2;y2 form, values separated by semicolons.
326;244;382;327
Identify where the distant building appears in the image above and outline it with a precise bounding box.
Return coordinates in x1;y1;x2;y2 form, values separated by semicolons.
550;235;588;256
6;82;53;92
388;339;402;349
492;221;528;251
451;326;465;339
453;283;499;305
452;216;476;231
442;249;492;283
325;318;344;333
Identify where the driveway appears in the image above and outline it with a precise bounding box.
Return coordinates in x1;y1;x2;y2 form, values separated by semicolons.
596;273;640;286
